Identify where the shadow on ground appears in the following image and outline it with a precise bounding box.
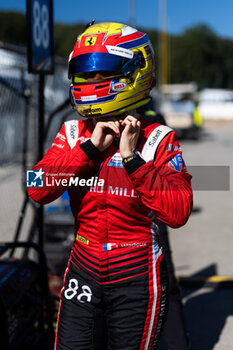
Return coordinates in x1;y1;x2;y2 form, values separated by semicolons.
181;264;233;350
183;287;233;350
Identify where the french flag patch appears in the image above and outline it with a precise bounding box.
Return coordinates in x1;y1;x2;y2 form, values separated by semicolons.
103;243;118;251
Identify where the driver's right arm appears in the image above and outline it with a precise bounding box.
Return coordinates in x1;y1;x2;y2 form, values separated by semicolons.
27;123;101;205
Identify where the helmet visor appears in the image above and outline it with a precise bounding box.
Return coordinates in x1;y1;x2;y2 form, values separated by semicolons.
73;71;123;83
69;53;129;78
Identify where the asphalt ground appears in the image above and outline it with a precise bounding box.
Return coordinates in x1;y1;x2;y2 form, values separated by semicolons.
169;120;233;350
0;120;233;349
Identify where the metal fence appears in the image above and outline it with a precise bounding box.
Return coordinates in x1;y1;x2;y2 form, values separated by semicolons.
0;42;75;165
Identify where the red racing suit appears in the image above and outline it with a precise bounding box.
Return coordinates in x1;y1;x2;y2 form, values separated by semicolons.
28;116;192;237
28;116;192;350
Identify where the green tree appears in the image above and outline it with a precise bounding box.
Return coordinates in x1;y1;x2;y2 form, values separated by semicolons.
170;24;225;88
0;11;26;46
1;11;233;89
55;23;85;58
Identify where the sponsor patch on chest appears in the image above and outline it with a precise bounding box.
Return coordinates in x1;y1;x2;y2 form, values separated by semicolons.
107;152;124;168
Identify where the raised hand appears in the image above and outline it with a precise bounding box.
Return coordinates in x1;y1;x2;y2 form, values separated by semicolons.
119;115;141;158
91;119;121;152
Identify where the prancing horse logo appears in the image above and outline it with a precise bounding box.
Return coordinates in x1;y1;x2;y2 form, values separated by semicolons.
85;36;97;46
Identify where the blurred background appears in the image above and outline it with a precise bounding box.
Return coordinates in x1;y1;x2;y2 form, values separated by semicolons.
0;1;233;349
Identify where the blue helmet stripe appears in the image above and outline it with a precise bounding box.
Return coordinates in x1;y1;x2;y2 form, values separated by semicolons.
119;34;149;49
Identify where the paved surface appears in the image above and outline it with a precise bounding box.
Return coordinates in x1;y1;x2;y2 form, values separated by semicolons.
171;121;233;277
170;121;233;350
0;120;233;349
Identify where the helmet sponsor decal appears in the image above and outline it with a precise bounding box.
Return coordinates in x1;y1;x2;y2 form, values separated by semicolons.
81;95;97;101
81;107;102;114
85;36;97;46
144;44;152;56
106;45;133;59
111;82;127;92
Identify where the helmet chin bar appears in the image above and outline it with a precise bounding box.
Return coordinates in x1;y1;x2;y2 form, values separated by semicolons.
77;97;152;118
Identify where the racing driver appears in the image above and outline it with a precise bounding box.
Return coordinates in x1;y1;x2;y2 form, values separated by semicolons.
28;22;193;350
